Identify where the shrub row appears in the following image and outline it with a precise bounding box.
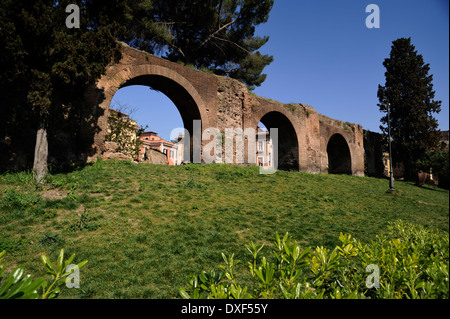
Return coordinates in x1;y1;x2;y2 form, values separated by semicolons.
180;221;449;299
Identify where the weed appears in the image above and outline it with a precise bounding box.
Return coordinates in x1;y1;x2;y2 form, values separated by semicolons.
39;233;65;246
183;178;205;189
0;237;28;253
0;190;41;209
284;103;297;113
68;211;100;232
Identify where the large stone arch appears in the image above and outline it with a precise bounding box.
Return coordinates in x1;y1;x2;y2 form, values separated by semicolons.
99;64;208;124
87;63;211;161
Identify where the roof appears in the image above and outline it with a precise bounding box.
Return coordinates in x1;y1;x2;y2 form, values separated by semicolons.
142;131;158;136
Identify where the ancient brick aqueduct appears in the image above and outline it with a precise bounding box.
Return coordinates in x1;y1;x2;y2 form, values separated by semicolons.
83;43;365;176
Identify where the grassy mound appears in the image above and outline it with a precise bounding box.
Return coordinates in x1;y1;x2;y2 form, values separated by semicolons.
0;161;448;298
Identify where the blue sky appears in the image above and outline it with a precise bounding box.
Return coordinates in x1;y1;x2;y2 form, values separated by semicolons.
112;0;449;141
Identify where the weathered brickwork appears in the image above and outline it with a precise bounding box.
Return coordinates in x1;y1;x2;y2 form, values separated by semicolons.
83;43;365;176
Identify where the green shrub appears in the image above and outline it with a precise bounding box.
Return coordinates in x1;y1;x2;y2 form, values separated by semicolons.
180;221;449;299
0;249;87;299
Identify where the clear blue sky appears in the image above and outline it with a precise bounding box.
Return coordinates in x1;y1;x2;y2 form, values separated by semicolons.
112;0;449;141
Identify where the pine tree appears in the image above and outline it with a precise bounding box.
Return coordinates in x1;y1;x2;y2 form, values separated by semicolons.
124;0;274;89
377;38;442;180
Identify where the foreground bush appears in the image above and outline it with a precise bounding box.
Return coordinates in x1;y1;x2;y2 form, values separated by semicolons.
180;221;449;299
0;249;87;299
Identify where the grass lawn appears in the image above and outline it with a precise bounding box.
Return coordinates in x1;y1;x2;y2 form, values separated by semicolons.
0;160;448;299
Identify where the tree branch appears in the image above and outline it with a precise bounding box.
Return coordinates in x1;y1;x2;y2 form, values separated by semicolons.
198;19;237;50
217;0;223;29
212;36;251;54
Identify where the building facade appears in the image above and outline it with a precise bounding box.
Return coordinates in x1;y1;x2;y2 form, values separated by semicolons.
139;131;182;165
257;127;274;168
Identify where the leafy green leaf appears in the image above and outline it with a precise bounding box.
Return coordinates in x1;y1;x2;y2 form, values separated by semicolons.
76;260;88;270
179;288;191;299
57;249;64;273
41;255;55;274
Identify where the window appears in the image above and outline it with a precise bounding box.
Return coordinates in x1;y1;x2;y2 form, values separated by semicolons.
163;149;167;155
170;150;174;158
258;141;264;152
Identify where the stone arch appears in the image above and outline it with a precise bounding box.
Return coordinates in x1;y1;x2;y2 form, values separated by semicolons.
326;133;352;175
96;65;209;161
100;65;208;127
252;107;301;171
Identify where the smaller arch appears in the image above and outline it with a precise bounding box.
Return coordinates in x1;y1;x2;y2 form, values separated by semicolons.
327;134;352;175
256;110;300;171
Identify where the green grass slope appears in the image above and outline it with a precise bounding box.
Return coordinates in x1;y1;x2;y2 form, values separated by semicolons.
0;161;448;298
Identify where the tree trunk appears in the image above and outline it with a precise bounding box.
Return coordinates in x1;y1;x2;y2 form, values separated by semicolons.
33;123;48;184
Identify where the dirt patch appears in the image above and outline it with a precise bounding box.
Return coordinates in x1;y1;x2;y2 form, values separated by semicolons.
42;188;67;201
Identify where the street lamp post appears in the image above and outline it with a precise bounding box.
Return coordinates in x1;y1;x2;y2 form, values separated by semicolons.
386;100;395;192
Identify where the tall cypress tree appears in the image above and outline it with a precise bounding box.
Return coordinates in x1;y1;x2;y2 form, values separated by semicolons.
377;38;442;180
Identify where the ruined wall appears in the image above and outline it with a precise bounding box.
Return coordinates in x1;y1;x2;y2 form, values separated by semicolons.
318;115;365;176
216;76;248;131
83;43;365;176
82;43;219;162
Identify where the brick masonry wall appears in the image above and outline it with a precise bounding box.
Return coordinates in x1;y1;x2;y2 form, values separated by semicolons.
83;42;365;176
